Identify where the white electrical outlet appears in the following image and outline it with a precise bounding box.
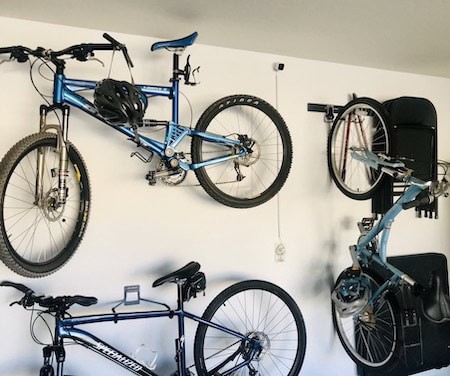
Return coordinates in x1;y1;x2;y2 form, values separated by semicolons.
275;243;286;262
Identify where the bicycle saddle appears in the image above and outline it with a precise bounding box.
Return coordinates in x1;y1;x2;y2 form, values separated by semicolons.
152;261;201;287
421;271;450;323
151;32;198;52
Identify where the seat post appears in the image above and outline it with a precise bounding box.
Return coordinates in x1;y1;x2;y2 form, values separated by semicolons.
175;281;187;374
172;53;180;79
171;53;180;124
176;281;184;311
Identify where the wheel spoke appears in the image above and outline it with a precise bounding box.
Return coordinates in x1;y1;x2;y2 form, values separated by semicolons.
192;95;291;207
333;271;397;368
328;99;389;199
195;281;305;375
0;134;90;276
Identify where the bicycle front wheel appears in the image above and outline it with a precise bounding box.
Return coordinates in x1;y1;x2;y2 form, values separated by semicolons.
327;97;391;200
194;280;306;375
191;95;292;208
332;268;401;371
0;133;90;277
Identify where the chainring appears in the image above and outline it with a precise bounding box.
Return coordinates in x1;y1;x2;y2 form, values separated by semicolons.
156;160;187;186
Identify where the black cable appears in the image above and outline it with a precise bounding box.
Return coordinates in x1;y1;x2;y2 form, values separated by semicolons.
27;306;54;346
29;58;62;126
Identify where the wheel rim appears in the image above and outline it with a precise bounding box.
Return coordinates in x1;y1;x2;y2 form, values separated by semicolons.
198;103;287;201
200;288;301;375
329;102;389;197
2;142;84;265
334;273;397;367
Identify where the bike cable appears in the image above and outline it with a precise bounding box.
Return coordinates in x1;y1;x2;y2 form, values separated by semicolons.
179;90;194;128
29;57;62;126
274;65;285;261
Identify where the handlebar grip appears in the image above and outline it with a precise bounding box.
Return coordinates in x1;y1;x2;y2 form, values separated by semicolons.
0;47;13;54
402;194;433;210
102;33;134;68
71;295;98;306
0;280;34;294
103;33;121;47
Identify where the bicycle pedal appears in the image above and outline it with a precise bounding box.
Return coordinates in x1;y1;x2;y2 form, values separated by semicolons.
146;171;157;186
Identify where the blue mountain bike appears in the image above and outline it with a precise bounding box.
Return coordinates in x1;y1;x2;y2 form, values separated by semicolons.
0;33;292;277
1;261;306;375
330;148;449;371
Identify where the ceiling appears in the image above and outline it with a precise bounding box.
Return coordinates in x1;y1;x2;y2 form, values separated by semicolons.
1;0;450;77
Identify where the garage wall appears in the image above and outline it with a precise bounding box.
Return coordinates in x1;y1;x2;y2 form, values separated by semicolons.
0;17;448;376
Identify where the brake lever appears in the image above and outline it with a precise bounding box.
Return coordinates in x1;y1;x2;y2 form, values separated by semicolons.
87;55;105;67
0;56;13;66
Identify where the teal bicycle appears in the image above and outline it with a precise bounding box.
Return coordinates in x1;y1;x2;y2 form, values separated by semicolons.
330;147;449;371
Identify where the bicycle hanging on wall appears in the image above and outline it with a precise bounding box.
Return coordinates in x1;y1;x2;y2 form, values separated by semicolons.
330;147;449;372
0;261;307;376
0;32;293;277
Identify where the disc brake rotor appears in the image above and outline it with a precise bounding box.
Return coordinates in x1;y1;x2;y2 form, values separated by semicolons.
242;331;271;362
237;139;261;167
42;188;65;222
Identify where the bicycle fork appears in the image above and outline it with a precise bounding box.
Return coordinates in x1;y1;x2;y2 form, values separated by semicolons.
36;104;71;208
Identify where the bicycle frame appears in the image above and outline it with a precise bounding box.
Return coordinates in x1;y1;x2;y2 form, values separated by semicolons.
50;59;245;173
353;178;428;305
48;293;258;376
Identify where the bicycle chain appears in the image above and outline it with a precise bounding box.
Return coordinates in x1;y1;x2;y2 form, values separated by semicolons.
160;151;240;187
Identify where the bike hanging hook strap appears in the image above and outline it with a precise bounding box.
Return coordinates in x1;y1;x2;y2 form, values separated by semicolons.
106;48;136;85
104;34;136;85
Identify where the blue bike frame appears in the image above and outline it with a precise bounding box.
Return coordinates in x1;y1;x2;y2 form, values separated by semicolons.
55;302;258;376
53;73;245;172
351;150;430;304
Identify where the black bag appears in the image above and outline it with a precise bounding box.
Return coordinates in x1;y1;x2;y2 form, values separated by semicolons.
182;271;206;302
359;253;450;376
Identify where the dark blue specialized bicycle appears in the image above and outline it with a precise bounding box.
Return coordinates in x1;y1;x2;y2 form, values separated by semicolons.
0;33;292;277
1;261;306;375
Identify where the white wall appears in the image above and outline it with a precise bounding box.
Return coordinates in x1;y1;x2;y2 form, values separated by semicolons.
0;17;448;376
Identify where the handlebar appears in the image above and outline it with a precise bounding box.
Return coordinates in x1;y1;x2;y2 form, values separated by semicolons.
1;280;97;312
0;33;133;67
0;280;34;294
350;148;416;181
351;148;449;208
102;33;134;68
402;192;434;210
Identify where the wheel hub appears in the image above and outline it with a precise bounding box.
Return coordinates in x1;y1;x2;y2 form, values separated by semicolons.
42;188;65;222
243;331;271;361
358;306;376;330
237;136;261;167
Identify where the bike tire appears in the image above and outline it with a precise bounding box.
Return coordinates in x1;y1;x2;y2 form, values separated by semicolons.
191;95;292;208
194;280;306;375
332;267;402;371
327;97;391;200
0;133;90;277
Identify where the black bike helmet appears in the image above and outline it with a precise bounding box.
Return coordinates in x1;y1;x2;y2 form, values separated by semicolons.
94;79;148;126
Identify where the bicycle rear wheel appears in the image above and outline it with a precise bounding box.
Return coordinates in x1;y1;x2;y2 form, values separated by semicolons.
332;268;401;371
194;280;306;375
191;95;292;208
327;97;391;200
0;133;90;277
